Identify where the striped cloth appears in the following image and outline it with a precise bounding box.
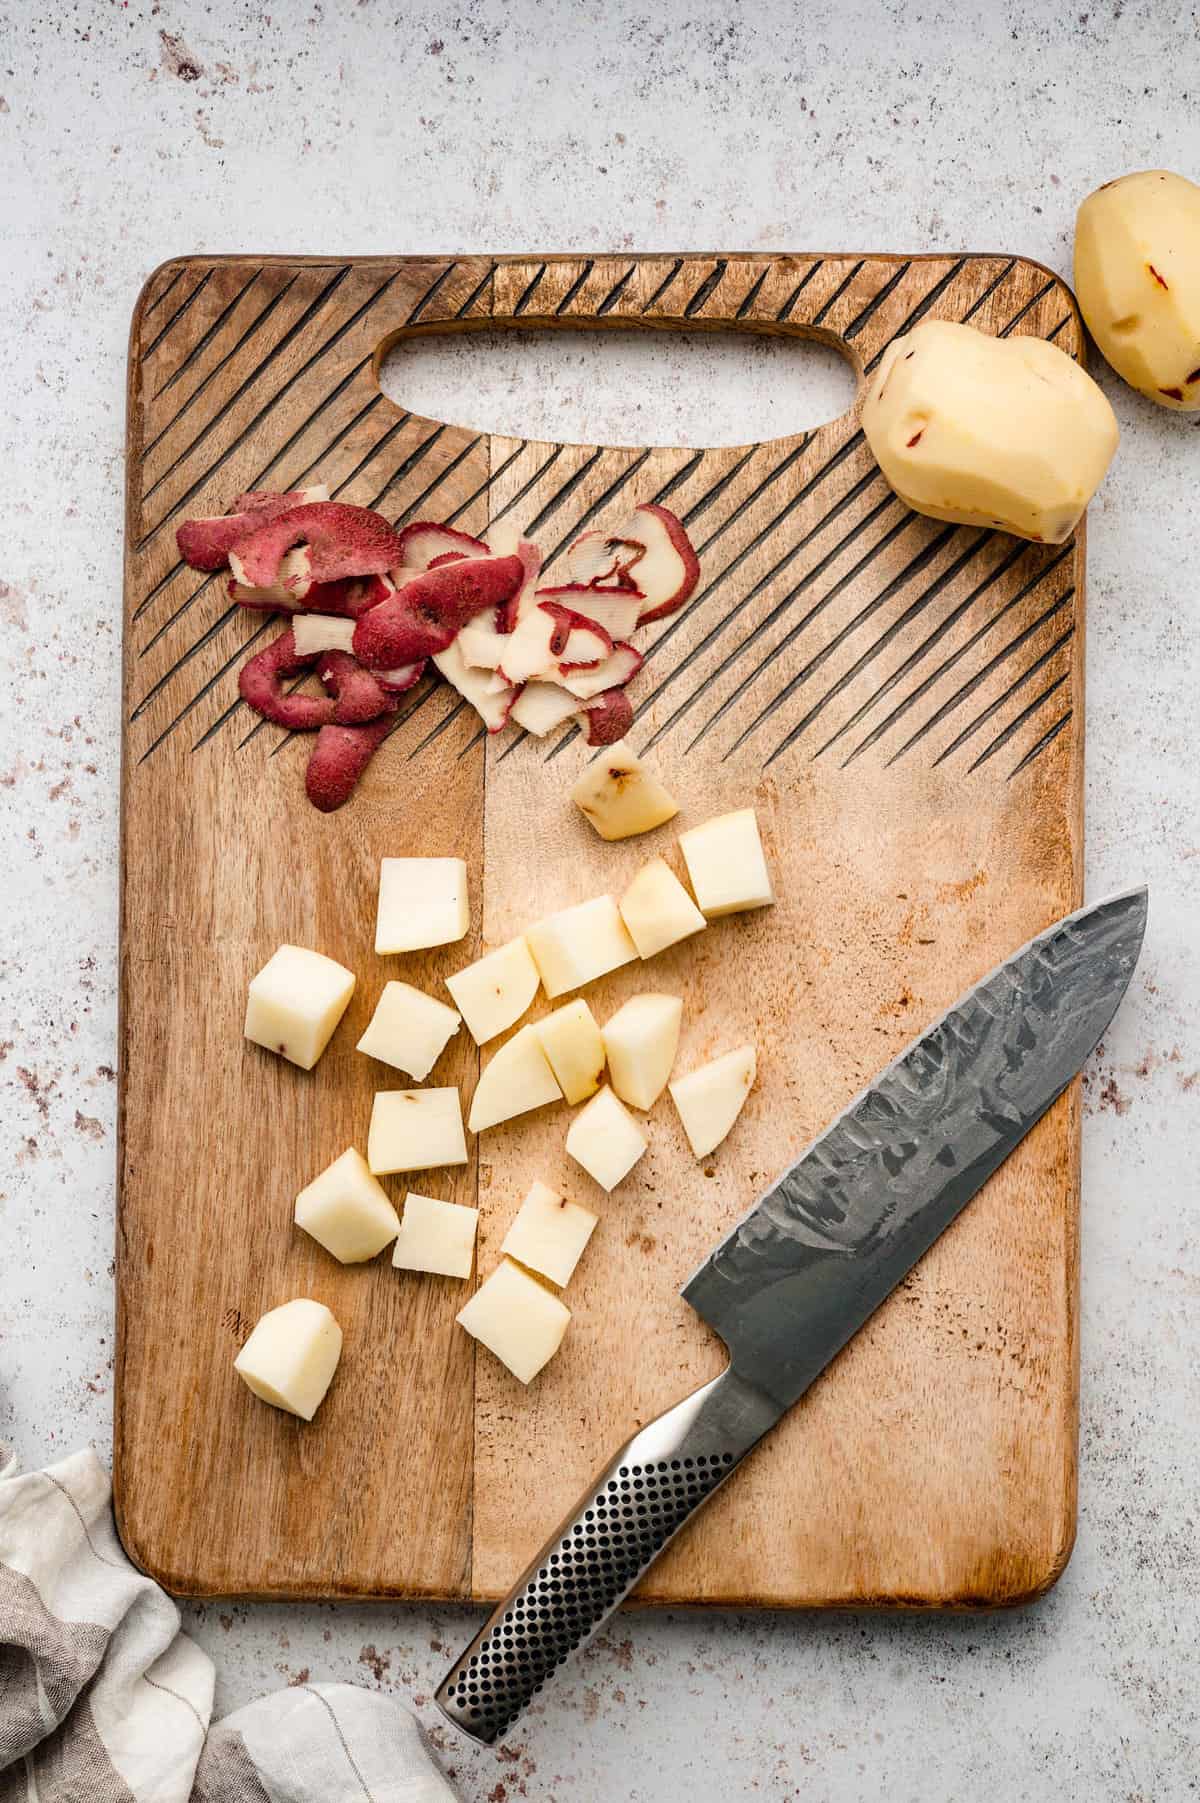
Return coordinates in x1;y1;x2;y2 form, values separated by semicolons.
0;1441;457;1802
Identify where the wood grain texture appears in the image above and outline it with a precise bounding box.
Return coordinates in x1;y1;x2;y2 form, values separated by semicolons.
117;252;1084;1606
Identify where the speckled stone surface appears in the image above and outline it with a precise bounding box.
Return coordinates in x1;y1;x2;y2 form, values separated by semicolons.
2;3;1197;1797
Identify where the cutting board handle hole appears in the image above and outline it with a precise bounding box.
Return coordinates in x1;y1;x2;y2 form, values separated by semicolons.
377;324;858;449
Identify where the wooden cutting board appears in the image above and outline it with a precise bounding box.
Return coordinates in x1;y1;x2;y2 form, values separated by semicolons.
116;252;1085;1607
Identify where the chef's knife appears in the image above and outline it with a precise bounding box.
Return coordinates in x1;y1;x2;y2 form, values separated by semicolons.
436;887;1147;1743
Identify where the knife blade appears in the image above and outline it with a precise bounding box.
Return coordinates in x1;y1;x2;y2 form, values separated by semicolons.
437;887;1147;1743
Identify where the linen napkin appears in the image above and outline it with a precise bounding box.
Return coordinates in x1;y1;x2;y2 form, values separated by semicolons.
0;1439;458;1801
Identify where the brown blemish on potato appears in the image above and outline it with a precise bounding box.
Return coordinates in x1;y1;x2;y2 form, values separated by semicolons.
906;429;924;448
1187;366;1200;384
1159;386;1185;401
1111;314;1141;334
1148;263;1169;290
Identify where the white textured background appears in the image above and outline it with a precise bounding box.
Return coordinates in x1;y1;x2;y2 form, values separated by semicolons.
2;2;1198;1798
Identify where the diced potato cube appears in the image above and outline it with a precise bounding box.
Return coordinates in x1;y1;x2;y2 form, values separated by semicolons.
356;981;461;1080
619;857;706;959
456;1258;570;1383
669;1044;756;1158
368;1088;468;1174
294;1147;400;1263
244;944;356;1071
376;857;469;955
534;1000;605;1104
392;1190;479;1279
234;1298;342;1421
570;740;679;840
468;1024;562;1132
525;895;637;998
501;1179;597;1287
566;1085;648;1191
602;993;683;1110
445;937;541;1044
678;809;773;918
861;317;1118;542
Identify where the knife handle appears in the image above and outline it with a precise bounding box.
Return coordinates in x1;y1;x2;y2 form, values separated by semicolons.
436;1364;777;1744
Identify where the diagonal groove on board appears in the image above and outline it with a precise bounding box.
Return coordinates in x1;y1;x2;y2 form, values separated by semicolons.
328;408;413;498
136;616;276;762
540;448;655;571
511;263;547;316
862;258;969;371
451;262;497;321
392;434;484;524
942;634;1075;768
409;694;469;759
522;448;606;540
142;264;186;319
682;445;771;529
152;269;263;400
639;259;682;314
813;539;1030;760
140;269;214;362
840;547;1074;766
138;264;354;515
596;266;637;315
684;260;728;317
808;260;866;327
885;585;1076;766
140;273;303;460
761;534;995;766
723;524;964;760
555;260;596;316
966;668;1072;773
139;270;407;535
486;446;567;529
998;278;1057;339
405;260;459;325
841;260;913;340
735;267;770;319
1009;710;1072;778
444;441;529;525
775;262;821;321
646;478;897;753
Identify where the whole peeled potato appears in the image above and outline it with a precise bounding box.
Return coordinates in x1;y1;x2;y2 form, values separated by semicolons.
1074;169;1200;410
860;319;1118;544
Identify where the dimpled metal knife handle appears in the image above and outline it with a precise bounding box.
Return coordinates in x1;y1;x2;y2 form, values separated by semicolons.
436;1366;778;1744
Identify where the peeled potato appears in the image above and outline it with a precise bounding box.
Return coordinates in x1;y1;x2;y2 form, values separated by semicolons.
861;318;1118;544
1074;169;1200;411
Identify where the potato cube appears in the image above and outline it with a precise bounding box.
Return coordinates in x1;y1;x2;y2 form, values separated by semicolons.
571;740;679;840
602;993;683;1110
566;1084;648;1191
294;1147;400;1263
356;981;461;1079
678;809;773;918
445;937;541;1044
244;944;356;1071
861;317;1118;543
501;1179;597;1287
669;1044;756;1158
376;857;469;955
468;1024;562;1132
392;1190;479;1279
234;1298;342;1421
525;895;637;998
619;857;706;959
368;1088;467;1174
456;1258;570;1383
534;1000;605;1104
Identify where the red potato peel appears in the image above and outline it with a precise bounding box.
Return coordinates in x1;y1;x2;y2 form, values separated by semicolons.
626;504;700;623
230;503;404;588
175;487;327;572
577;686;634;746
353;554;524;669
316;651;394;725
238;630;333;730
560;640;645;700
305;707;399;813
393;521;490;571
539;602;613;667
